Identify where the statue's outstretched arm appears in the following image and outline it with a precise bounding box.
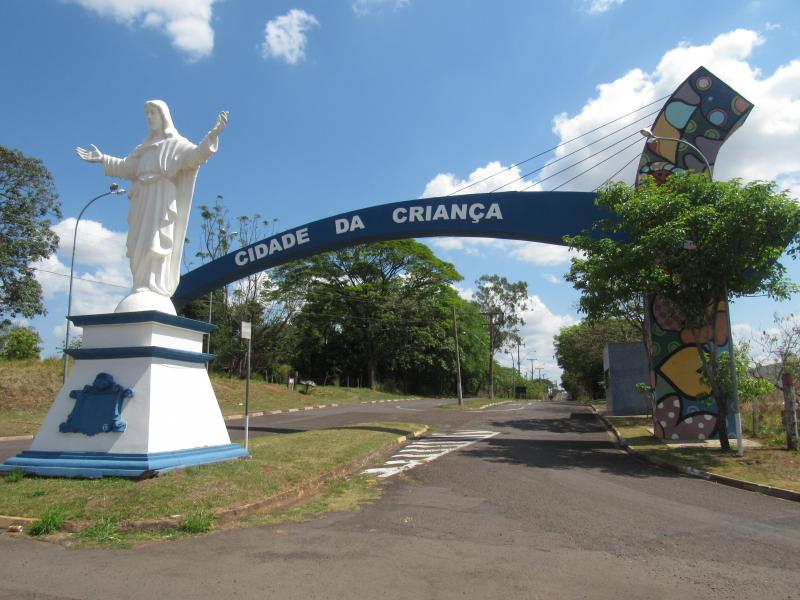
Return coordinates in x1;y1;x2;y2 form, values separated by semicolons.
211;111;228;136
76;144;104;163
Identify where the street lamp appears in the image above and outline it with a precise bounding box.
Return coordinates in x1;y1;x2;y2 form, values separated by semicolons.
639;128;744;456
63;183;127;383
639;128;712;175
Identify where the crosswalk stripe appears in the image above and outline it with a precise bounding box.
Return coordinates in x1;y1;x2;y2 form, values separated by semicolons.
362;430;499;479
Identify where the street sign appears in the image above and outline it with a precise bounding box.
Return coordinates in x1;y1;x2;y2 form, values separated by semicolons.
241;321;251;340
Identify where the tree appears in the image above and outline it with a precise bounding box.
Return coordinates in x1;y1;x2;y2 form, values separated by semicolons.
754;313;800;446
474;275;528;399
271;240;462;391
754;313;800;389
0;325;42;360
0;146;62;318
553;320;639;400
565;173;800;448
179;198;289;376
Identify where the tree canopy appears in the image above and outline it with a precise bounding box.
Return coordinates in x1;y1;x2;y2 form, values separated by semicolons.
566;173;800;328
269;240;466;391
0;146;62;319
553;319;639;400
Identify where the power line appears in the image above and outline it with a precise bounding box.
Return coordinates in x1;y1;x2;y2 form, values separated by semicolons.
447;94;668;196
32;267;130;290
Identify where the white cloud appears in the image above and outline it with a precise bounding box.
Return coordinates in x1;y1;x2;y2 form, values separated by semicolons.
452;285;473;301
352;0;409;17
261;9;319;65
496;295;577;380
507;241;578;266
34;219;131;318
421;161;534;198
69;0;217;60
429;237;505;257
51;219;128;269
584;0;624;14
764;21;781;31
543;273;561;284
429;236;576;266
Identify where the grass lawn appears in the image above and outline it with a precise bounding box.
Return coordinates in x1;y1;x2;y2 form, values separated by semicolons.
607;415;800;493
0;359;419;437
0;421;424;541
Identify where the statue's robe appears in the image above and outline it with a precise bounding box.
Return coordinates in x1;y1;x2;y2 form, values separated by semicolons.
103;131;218;296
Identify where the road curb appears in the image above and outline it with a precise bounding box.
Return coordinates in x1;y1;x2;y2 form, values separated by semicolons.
8;425;430;536
222;398;411;422
0;435;34;442
588;405;800;503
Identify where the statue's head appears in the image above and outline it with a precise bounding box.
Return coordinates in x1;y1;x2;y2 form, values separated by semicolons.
143;100;178;139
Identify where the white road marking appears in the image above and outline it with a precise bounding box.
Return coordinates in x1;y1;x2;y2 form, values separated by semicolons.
362;430;499;478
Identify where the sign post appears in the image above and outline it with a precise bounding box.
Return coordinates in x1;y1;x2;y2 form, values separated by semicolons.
241;321;252;450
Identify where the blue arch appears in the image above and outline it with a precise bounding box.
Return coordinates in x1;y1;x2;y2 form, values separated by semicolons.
172;191;604;307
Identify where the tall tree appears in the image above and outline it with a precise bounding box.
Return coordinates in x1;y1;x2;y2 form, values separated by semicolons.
565;173;800;448
554;320;639;400
0;146;61;319
0;324;42;360
272;240;462;390
180;198;289;376
474;275;528;399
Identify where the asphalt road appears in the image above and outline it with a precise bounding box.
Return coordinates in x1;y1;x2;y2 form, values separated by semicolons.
1;400;799;600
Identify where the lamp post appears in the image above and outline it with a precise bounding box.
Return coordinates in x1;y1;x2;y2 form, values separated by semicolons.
62;183;126;383
639;128;744;456
639;128;712;175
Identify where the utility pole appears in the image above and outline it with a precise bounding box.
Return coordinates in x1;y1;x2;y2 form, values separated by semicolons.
452;306;463;406
528;358;535;382
516;339;522;381
482;311;497;400
241;321;252;450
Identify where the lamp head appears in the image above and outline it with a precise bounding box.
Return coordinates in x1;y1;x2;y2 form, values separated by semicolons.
640;128;654;139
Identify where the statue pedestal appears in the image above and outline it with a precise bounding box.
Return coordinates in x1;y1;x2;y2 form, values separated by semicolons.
0;311;248;478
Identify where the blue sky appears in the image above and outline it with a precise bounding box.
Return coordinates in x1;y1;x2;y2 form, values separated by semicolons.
2;0;799;381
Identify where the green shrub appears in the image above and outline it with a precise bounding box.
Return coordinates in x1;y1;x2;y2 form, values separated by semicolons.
179;511;214;534
29;506;66;536
80;516;120;545
3;469;25;483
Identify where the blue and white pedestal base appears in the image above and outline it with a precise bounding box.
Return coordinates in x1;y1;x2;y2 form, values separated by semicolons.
0;311;248;478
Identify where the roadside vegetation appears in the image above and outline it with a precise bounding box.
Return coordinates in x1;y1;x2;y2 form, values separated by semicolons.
0;422;424;545
607;415;800;493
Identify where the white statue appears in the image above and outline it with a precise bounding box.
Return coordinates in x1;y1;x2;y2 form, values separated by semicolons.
77;100;227;314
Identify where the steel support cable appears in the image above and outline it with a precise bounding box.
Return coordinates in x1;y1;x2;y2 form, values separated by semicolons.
545;136;645;192
487;114;656;194
447;94;669;197
512;130;643;193
593;149;644;191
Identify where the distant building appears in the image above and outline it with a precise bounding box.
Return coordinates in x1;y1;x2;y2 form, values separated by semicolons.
603;342;650;415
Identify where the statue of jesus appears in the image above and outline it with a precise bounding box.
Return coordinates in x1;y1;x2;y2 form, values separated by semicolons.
77;100;227;314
